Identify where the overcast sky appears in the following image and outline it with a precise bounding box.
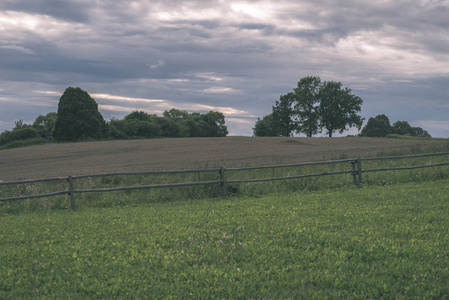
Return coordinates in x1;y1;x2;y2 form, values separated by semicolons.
1;0;448;137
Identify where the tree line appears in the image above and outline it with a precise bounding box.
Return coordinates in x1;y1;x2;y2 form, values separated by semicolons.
0;87;228;149
253;76;431;138
360;114;431;138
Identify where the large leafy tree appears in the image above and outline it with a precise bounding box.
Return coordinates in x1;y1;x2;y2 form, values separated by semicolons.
272;92;297;137
318;81;364;137
53;87;106;142
391;121;413;136
198;111;228;137
361;114;391;137
254;76;364;137
294;76;321;137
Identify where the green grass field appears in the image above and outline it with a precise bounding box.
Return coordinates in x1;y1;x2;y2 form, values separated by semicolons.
1;180;448;298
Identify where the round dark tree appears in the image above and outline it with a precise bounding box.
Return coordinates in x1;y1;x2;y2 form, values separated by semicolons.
53;87;106;142
360;114;392;137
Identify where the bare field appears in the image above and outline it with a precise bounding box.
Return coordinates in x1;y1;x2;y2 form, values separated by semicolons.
1;136;448;180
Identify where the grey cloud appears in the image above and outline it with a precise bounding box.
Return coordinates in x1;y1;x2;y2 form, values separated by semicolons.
1;0;449;137
0;0;91;23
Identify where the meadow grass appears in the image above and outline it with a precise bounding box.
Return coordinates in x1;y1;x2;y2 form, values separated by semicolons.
1;179;449;298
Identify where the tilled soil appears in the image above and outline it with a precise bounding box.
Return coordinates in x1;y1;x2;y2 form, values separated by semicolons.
0;136;446;180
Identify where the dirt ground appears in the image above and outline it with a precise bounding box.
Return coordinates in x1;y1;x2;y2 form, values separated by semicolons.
1;136;447;180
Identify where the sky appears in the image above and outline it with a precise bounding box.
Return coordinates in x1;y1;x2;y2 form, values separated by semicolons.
1;0;448;137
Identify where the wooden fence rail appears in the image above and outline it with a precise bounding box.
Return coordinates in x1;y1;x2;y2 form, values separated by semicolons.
1;151;449;211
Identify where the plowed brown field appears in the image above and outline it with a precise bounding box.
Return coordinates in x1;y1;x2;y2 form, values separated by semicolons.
1;137;447;180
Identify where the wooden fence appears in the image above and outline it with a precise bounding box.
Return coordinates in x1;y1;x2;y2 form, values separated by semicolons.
1;151;449;211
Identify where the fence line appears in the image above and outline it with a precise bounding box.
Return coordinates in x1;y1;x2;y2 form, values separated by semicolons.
226;158;355;171
362;162;449;173
226;170;354;184
362;151;449;161
71;168;222;180
1;151;449;210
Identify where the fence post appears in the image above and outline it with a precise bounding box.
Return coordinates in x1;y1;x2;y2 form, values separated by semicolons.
357;158;363;187
219;167;228;198
67;176;76;211
351;160;357;186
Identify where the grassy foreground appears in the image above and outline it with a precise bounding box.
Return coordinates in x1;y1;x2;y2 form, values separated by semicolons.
1;180;449;298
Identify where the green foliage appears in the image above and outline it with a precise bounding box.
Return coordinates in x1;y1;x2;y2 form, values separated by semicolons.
318;81;364;137
273;92;297;136
0;136;47;149
197;111;229;137
0;114;58;149
109;117;162;139
254;76;364;137
13;119;28;130
361;114;392;137
124;110;156;122
1;180;449;298
107;109;228;139
294;76;322;137
1;106;230;149
53;87;107;142
0;128;44;149
32;112;57;138
392;120;413;136
252;114;278;137
411;126;431;138
7;127;39;141
361;115;431;138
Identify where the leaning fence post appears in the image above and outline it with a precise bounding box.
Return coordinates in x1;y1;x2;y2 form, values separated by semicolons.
67;176;76;211
357;157;363;187
219;167;228;198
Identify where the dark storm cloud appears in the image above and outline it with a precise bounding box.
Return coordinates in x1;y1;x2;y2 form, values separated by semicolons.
1;0;448;137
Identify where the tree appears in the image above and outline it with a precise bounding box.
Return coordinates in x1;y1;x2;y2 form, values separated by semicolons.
391;121;413;136
294;76;321;137
198;111;228;137
13;119;29;130
53;87;106;142
124;110;154;122
272;92;297;136
263;76;364;137
360;114;391;137
163;108;189;120
33;112;57;139
411;127;431;138
318;81;364;137
110;111;162;139
390;121;432;138
161;109;190;137
253;114;277;137
360;115;432;138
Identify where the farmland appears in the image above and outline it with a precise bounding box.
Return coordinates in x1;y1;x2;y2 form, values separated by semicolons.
1;136;448;181
1;136;449;298
1;180;449;298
